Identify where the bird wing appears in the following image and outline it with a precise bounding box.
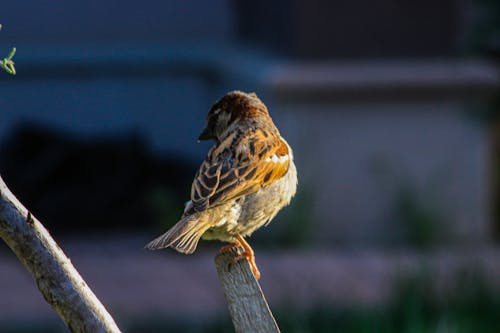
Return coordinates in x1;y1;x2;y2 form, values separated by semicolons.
188;128;290;213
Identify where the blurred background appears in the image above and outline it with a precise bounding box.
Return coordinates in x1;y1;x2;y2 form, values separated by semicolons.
1;0;500;332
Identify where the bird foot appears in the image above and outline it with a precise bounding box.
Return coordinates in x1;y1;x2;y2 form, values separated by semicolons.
219;242;239;254
233;251;261;280
219;235;261;280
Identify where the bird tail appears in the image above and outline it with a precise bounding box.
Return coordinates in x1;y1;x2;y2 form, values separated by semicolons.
144;214;211;254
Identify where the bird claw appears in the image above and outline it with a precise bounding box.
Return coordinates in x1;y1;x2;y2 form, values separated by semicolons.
219;235;261;280
219;242;239;254
233;252;261;280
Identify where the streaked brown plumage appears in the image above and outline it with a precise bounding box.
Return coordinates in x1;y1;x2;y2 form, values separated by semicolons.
145;91;297;279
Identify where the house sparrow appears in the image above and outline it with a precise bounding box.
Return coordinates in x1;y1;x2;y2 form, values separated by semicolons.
145;91;297;280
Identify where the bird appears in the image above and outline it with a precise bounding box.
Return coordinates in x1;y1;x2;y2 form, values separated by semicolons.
145;91;297;280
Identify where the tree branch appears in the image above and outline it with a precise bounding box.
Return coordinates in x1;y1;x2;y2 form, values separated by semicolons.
0;25;16;75
0;47;16;75
0;175;121;333
215;248;281;333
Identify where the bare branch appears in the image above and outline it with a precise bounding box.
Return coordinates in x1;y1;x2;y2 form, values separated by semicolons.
0;175;121;333
215;248;281;333
0;24;16;75
0;47;16;75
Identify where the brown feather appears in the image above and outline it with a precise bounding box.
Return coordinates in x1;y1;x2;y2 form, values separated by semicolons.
189;128;290;212
145;91;295;255
144;214;212;254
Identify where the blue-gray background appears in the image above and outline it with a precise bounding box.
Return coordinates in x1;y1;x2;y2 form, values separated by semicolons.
1;1;500;332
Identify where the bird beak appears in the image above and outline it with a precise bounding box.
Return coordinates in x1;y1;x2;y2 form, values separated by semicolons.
197;127;212;142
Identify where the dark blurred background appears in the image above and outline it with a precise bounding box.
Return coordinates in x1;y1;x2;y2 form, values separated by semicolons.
1;0;500;332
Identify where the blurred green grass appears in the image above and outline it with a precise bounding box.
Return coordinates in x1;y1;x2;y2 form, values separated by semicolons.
273;286;500;333
127;271;500;332
127;285;500;333
2;276;499;333
275;273;500;333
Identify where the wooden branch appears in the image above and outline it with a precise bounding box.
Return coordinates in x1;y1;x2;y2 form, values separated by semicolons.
215;248;280;333
0;176;121;333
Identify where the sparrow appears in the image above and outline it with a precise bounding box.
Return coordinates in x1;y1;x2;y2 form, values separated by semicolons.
145;91;298;280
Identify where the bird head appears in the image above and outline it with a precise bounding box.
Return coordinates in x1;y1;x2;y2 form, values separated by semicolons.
198;91;270;142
